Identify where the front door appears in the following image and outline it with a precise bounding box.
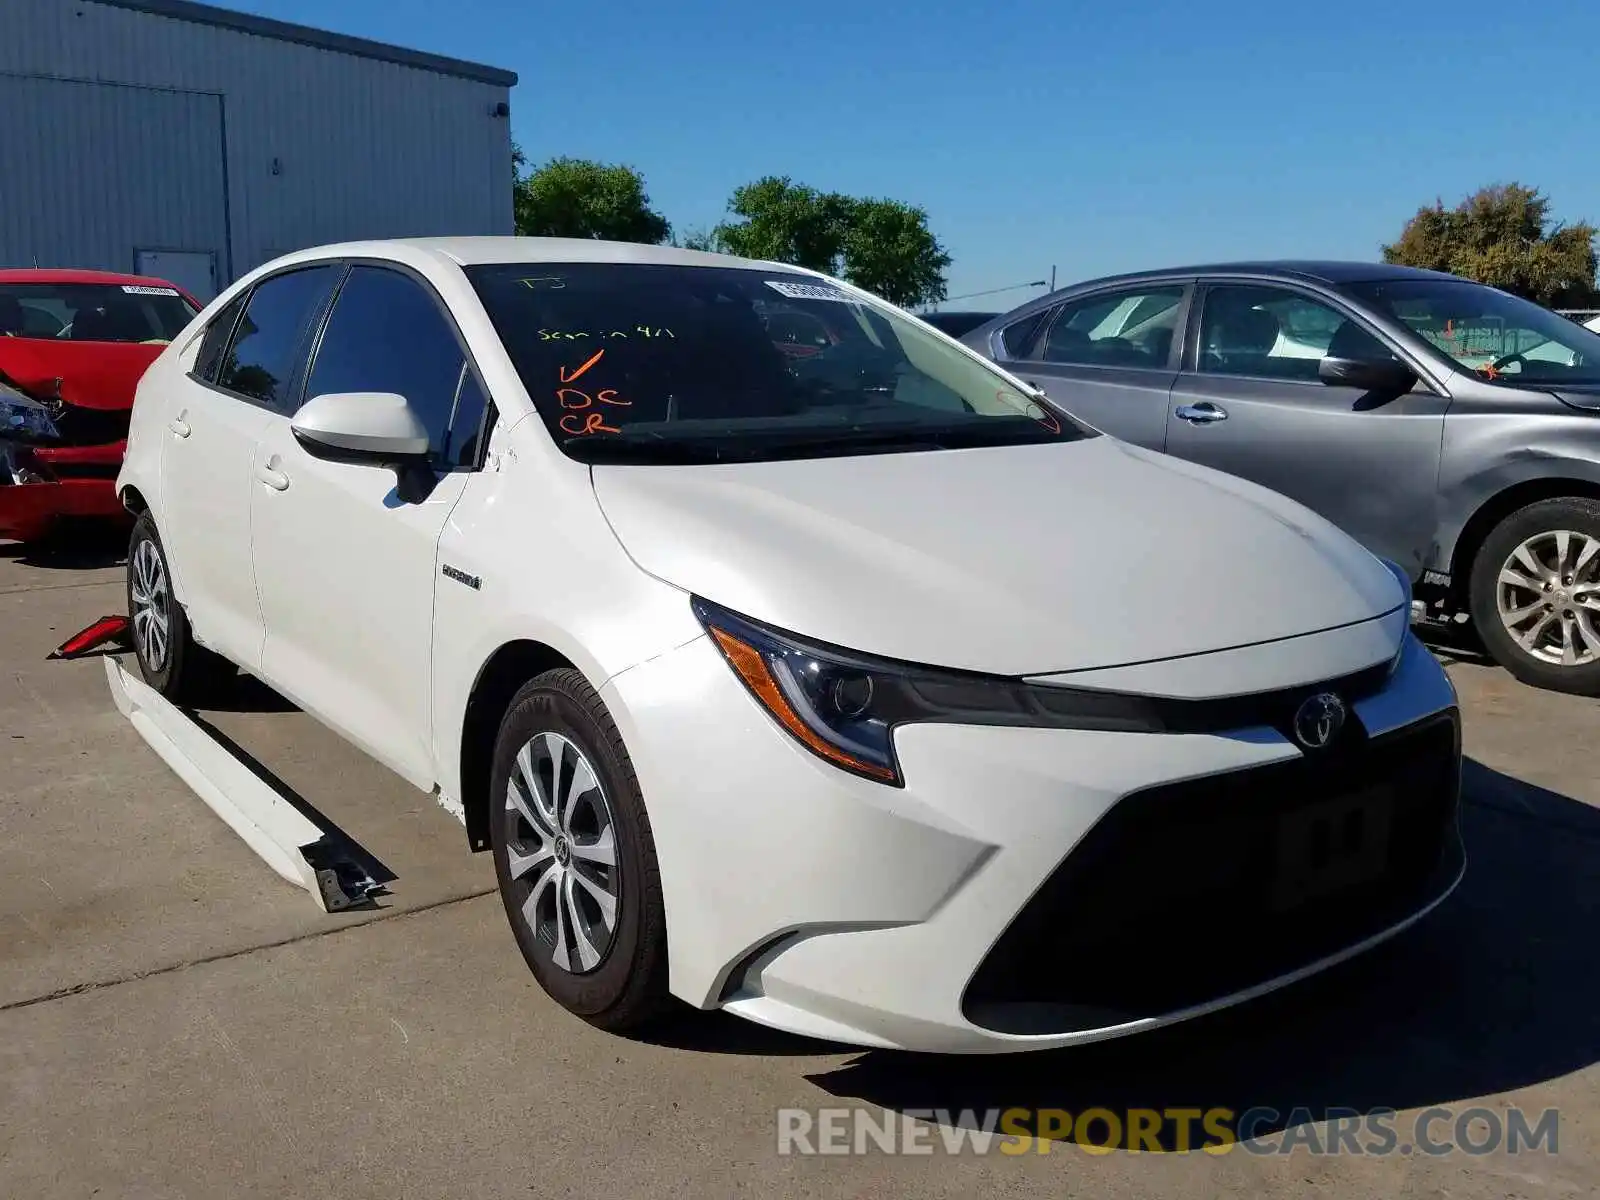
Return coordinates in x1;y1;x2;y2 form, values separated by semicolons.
249;263;492;788
158;264;340;667
993;283;1189;450
1164;282;1447;574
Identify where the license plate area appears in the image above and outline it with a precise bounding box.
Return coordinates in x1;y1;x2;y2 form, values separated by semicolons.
1270;785;1394;912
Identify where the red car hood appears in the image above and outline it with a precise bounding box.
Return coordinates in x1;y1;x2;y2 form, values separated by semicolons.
0;338;165;411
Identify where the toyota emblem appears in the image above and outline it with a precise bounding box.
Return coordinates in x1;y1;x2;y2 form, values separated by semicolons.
1293;692;1346;750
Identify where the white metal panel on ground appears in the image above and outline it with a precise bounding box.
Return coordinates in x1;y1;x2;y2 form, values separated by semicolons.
105;655;331;910
0;0;514;283
0;73;227;276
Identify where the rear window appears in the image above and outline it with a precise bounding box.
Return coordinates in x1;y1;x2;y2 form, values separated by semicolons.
0;282;197;343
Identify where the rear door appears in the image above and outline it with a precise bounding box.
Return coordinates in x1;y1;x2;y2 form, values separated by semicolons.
158;264;341;667
1164;280;1448;572
989;282;1190;450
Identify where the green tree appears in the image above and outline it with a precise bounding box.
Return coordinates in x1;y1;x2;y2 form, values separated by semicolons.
713;177;853;273
711;176;952;307
1382;184;1597;307
511;149;671;245
839;197;951;308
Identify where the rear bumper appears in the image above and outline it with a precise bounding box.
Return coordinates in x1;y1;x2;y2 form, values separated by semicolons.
0;438;127;540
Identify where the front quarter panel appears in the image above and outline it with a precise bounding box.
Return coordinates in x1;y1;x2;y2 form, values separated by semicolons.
1435;381;1600;571
430;415;705;807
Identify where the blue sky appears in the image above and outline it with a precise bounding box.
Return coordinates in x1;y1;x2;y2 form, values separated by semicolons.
236;0;1597;306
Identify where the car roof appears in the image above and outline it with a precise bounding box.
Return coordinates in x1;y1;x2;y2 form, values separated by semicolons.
263;236;810;277
0;267;186;288
1064;260;1466;289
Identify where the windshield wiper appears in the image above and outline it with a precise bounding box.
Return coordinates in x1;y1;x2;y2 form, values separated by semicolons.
560;431;743;464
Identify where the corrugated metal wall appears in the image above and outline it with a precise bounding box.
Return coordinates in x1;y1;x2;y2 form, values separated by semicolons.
0;74;228;286
0;0;514;291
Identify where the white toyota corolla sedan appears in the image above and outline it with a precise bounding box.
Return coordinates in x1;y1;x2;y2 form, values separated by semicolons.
115;238;1463;1053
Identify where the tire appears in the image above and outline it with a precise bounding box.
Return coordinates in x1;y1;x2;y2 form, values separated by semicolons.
488;667;669;1032
126;513;234;705
1468;496;1600;696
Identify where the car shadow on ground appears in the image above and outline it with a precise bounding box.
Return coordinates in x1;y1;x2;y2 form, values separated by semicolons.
780;759;1600;1145
0;522;130;570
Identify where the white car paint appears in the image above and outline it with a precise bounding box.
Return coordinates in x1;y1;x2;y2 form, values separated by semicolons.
117;237;1463;1053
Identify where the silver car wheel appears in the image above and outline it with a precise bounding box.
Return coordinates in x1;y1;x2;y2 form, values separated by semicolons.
1496;529;1600;667
503;731;620;974
129;537;171;673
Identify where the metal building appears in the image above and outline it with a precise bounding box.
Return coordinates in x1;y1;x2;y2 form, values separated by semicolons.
0;0;517;300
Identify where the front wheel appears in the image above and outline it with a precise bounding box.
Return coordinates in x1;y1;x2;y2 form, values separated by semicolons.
1468;497;1600;695
488;668;669;1032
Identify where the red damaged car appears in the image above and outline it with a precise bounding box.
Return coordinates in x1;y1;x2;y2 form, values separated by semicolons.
1;269;200;544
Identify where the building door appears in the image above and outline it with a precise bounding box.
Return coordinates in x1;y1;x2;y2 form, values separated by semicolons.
136;249;218;302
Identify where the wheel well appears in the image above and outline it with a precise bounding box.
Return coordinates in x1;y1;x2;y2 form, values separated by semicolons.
1450;478;1600;597
459;640;576;852
120;485;149;515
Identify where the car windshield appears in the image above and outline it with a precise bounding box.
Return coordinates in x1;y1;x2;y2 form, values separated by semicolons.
1343;277;1600;386
464;262;1092;464
0;282;197;344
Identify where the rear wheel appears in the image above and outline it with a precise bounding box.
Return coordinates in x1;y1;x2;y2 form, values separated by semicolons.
1468;497;1600;696
126;513;234;705
488;668;669;1032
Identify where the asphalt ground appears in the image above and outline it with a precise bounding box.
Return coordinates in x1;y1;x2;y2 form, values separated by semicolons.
2;530;1595;1199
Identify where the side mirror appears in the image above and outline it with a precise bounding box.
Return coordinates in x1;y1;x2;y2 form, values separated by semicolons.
291;392;437;503
1318;354;1417;394
291;391;431;464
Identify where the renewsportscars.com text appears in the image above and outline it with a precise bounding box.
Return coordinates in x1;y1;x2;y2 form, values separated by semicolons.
776;1105;1561;1156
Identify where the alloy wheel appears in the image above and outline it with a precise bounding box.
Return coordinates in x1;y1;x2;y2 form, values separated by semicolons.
129;537;171;673
1495;529;1600;667
502;731;621;974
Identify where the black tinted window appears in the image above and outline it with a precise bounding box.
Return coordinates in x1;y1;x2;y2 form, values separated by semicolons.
1000;309;1051;358
1040;286;1185;368
1199;285;1392;382
305;267;470;465
219;266;338;407
192;293;245;382
447;368;491;468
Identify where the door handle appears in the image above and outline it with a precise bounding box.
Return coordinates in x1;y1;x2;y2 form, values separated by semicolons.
1175;402;1228;424
254;462;289;491
168;417;191;438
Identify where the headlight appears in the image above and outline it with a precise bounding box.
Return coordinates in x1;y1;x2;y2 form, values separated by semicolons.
692;597;1165;786
1377;558;1413;678
0;387;60;442
1378;556;1412;607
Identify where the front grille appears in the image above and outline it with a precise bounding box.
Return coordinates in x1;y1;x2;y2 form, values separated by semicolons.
962;710;1462;1034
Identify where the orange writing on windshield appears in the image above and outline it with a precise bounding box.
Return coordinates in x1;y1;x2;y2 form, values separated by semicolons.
556;347;631;436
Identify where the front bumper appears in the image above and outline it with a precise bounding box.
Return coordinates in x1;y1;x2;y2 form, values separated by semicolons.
601;629;1462;1053
0;438;127;541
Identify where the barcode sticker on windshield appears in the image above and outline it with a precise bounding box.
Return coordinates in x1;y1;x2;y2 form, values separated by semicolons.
122;285;179;296
765;280;851;302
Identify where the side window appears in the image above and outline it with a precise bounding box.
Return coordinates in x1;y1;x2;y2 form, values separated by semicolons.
217;266;340;407
1198;284;1393;382
999;309;1051;358
447;368;492;469
191;292;246;383
303;266;474;467
1037;286;1185;368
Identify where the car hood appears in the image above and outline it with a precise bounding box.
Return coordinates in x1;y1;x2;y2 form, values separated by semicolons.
0;339;166;411
590;437;1404;676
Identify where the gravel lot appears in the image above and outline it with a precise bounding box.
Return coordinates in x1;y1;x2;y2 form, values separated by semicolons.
2;532;1595;1199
